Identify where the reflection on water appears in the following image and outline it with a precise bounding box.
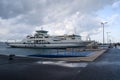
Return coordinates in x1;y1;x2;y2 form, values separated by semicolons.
36;61;88;68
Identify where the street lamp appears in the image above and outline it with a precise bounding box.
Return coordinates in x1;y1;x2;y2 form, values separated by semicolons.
101;22;107;46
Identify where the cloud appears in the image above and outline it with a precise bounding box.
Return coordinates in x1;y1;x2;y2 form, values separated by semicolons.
0;0;117;40
112;0;120;8
0;16;35;40
0;0;115;23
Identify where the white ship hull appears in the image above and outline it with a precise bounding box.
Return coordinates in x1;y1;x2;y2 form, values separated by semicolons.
7;42;87;49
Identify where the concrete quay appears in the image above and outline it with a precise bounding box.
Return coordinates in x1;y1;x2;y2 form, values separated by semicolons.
45;49;107;61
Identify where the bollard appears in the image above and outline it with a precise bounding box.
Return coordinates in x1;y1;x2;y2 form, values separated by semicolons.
9;54;15;60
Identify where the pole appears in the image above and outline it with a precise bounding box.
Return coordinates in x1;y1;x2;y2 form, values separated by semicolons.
101;22;107;47
103;23;104;45
106;32;111;44
107;32;108;44
101;23;104;45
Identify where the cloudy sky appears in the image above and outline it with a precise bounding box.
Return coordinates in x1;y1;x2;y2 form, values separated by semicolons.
0;0;120;43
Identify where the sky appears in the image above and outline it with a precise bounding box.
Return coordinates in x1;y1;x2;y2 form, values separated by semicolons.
0;0;120;43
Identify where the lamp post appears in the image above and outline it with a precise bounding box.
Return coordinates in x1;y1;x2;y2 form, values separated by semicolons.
101;22;107;46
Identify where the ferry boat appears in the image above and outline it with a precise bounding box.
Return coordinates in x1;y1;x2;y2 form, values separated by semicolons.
7;29;92;48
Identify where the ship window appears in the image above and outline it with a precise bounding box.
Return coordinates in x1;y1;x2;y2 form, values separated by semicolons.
61;38;66;40
45;36;48;38
72;37;75;39
39;37;43;38
28;41;31;43
53;40;61;41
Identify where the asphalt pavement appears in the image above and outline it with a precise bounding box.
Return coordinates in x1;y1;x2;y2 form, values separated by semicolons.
77;47;120;80
0;47;120;80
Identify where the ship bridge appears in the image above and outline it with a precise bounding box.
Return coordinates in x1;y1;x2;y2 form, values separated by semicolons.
36;30;48;34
